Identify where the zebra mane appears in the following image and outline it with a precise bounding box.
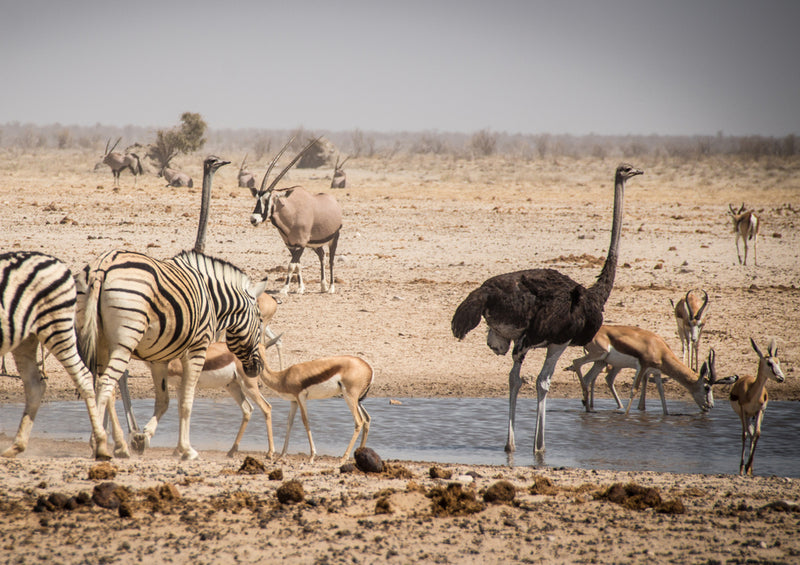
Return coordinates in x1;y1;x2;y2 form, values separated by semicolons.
173;250;253;290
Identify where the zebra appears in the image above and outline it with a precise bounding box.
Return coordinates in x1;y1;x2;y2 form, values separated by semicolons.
77;249;267;460
0;251;110;459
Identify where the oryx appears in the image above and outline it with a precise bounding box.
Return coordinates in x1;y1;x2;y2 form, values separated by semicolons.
101;137;143;187
249;137;342;295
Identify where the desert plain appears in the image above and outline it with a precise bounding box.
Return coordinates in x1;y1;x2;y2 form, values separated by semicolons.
0;148;799;563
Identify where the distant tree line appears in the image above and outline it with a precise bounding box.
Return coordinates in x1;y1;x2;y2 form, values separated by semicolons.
0;120;796;162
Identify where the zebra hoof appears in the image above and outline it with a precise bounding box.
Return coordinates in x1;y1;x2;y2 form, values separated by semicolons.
131;433;149;454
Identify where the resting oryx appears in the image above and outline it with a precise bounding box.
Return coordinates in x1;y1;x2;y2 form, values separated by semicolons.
238;154;256;189
160;165;194;188
249;137;343;294
102;137;144;187
331;155;349;188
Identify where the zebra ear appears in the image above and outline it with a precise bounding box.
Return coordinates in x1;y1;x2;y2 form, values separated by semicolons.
249;279;269;298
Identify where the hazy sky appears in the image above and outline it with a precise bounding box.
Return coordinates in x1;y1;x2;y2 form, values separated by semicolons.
2;0;798;136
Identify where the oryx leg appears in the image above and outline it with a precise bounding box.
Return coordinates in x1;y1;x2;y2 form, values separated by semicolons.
313;246;328;293
327;232;339;293
282;246;306;295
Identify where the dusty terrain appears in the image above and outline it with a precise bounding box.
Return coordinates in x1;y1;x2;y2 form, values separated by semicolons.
0;149;799;563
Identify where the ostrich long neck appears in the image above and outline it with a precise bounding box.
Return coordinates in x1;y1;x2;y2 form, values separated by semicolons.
590;172;625;304
194;165;215;253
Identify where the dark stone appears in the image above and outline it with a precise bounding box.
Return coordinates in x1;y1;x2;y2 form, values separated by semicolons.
92;482;121;509
354;447;383;473
429;466;452;479
88;462;117;480
268;469;284;481
276;480;305;505
47;492;71;509
483;480;516;504
238;456;266;475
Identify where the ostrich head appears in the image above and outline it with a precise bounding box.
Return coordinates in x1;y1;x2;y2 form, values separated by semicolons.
615;163;644;182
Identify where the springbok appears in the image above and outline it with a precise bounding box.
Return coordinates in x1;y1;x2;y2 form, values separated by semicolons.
670;289;709;372
249;137;343;294
244;336;373;464
568;325;734;415
238;154;256;189
728;203;760;266
730;338;784;476
330;155;349;188
102;137;143;187
160;165;193;188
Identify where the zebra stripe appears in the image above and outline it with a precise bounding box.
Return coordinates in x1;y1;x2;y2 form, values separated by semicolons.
0;251;109;459
78;249;267;460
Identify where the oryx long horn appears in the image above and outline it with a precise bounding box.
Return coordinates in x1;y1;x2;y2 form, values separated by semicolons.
108;137;121;155
258;136;297;193
240;153;248;170
263;136;323;193
104;138;111;155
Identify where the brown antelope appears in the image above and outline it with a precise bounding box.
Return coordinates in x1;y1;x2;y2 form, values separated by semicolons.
238;154;256;189
730;338;784;476
670;289;709;371
229;336;373;464
159;165;193;188
330;155;349;188
568;325;734;415
250;137;343;294
728;203;760;266
102;137;144;187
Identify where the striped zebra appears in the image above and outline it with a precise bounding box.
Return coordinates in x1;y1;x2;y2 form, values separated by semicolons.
77;249;267;460
0;251;110;459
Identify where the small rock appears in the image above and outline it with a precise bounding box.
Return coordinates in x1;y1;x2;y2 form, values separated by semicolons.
92;482;122;509
268;468;284;481
88;462;117;481
483;480;516;504
339;462;357;474
276;480;305;505
47;493;71;509
238;456;266;475
430;466;452;480
354;447;383;473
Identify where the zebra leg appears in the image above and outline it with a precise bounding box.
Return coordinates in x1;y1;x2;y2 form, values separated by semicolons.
2;337;45;458
105;388;131;458
175;355;205;460
44;331;112;460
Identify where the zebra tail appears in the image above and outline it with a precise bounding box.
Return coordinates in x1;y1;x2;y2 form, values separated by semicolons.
77;268;104;377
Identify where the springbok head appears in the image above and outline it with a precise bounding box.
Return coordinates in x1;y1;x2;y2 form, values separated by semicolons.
750;338;785;383
249;136;321;226
695;348;737;411
677;289;709;344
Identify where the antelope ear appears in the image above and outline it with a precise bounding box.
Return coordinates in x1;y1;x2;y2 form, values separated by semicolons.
249;186;259;198
768;338;778;357
249;279;269;298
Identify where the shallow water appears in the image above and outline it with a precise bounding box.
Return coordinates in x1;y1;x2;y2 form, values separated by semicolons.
2;397;798;477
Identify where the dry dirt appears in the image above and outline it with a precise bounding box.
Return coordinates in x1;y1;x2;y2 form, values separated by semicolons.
1;150;799;563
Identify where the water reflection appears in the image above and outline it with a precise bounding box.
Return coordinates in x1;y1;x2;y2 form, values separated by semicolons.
2;397;797;477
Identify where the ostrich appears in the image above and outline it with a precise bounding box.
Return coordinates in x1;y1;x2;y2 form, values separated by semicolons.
452;163;643;454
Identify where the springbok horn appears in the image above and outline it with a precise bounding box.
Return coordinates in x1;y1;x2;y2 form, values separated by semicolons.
696;289;709;318
258;136;297;193
264;332;284;350
263;136;322;193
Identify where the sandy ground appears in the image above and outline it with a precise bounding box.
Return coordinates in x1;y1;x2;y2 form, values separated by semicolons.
1;150;799;563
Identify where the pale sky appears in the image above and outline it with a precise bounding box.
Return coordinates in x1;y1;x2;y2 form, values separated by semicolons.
1;0;798;137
